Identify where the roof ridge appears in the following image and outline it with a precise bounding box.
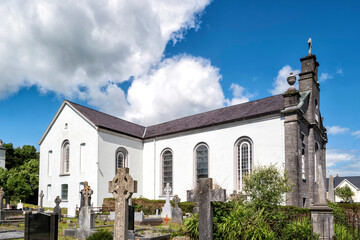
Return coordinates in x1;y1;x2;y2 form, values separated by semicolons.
65;100;145;128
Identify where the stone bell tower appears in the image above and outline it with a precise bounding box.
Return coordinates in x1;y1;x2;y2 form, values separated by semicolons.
282;39;327;207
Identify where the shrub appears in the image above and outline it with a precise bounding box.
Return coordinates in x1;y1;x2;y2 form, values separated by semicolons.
334;224;359;240
328;202;348;226
216;203;275;239
335;185;355;203
87;229;113;240
243;164;292;209
184;213;199;239
282;217;318;240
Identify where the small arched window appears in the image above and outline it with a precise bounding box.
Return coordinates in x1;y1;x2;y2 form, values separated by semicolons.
162;149;173;194
301;149;306;181
61;140;70;174
235;137;253;192
195;143;209;181
115;147;128;171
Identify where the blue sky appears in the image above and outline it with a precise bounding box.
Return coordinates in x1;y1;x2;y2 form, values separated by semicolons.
0;0;359;176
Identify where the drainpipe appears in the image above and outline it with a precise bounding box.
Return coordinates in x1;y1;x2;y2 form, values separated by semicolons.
153;139;156;199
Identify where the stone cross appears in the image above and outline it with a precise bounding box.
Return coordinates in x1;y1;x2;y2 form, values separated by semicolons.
0;187;4;210
173;195;180;209
161;183;173;218
164;183;172;204
328;175;335;202
187;178;226;240
308;38;312;55
109;168;137;240
84;181;93;207
39;190;44;207
54;196;62;221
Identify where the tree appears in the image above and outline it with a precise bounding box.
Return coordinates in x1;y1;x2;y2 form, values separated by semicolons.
243;164;292;209
335;185;354;203
0;143;39;204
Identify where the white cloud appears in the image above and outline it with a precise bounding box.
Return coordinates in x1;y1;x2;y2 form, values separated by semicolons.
319;73;333;82
269;65;300;95
336;68;344;75
351;130;360;138
226;84;250;106
327;149;360;177
327;126;350;135
0;0;210;100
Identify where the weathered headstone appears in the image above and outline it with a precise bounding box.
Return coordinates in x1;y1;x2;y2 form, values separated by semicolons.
38;190;44;213
78;182;95;237
310;158;334;239
172;195;183;224
155;209;159;216
53;196;61;222
0;187;4;220
134;211;144;222
109;211;115;220
187;178;226;240
108;168;137;240
161;183;173;218
24;212;58;240
328;175;335;202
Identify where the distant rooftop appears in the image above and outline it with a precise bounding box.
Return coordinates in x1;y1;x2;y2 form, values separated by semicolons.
326;176;360;190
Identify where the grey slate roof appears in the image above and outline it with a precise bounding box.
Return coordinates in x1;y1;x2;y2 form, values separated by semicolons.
67;94;284;139
67;101;145;139
326;176;360;190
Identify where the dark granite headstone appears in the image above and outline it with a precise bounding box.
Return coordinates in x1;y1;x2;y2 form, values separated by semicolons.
24;212;58;240
53;196;61;222
128;205;134;230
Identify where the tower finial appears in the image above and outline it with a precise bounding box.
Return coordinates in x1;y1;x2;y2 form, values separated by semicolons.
308;38;312;55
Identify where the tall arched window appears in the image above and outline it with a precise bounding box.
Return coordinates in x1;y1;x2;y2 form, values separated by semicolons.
115;147;128;171
235;137;253;192
162;149;173;194
61;140;70;174
195;143;209;181
301;149;306;181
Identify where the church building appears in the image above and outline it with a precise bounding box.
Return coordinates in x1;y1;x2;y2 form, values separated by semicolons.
38;49;327;217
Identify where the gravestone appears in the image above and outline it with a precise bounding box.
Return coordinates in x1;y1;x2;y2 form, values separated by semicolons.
156;209;159;216
187;178;226;240
108;167;137;240
328;175;335;202
134;211;144;222
128;205;134;231
161;183;173;218
24;212;58;240
172;195;183;224
109;211;115;220
0;187;4;220
53;196;61;221
38;190;44;213
17;200;23;210
310;158;334;239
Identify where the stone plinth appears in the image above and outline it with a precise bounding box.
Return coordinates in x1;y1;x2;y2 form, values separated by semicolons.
310;205;334;240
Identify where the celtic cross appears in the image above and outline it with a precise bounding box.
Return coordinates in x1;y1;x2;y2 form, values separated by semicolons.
109;168;137;240
173;195;181;208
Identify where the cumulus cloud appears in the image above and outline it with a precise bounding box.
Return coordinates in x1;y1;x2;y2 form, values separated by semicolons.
226;84;251;106
319;73;333;82
327;148;360;176
0;0;210;100
327;126;350;135
351;130;360;138
269;65;300;95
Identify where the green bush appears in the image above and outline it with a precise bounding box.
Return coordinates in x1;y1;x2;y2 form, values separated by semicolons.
328;202;348;226
87;229;113;240
282;217;318;240
184;213;199;239
216;203;275;239
335;224;359;240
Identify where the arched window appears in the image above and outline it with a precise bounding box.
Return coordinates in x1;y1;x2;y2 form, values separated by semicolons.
115;147;128;171
61;140;70;174
195;143;209;181
162;149;173;194
235;137;253;192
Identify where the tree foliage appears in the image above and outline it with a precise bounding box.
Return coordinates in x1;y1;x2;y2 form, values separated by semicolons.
243;164;292;209
335;185;355;203
0;143;39;204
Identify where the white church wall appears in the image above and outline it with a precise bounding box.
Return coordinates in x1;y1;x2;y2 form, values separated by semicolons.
39;104;99;217
142;114;285;201
97;130;143;206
